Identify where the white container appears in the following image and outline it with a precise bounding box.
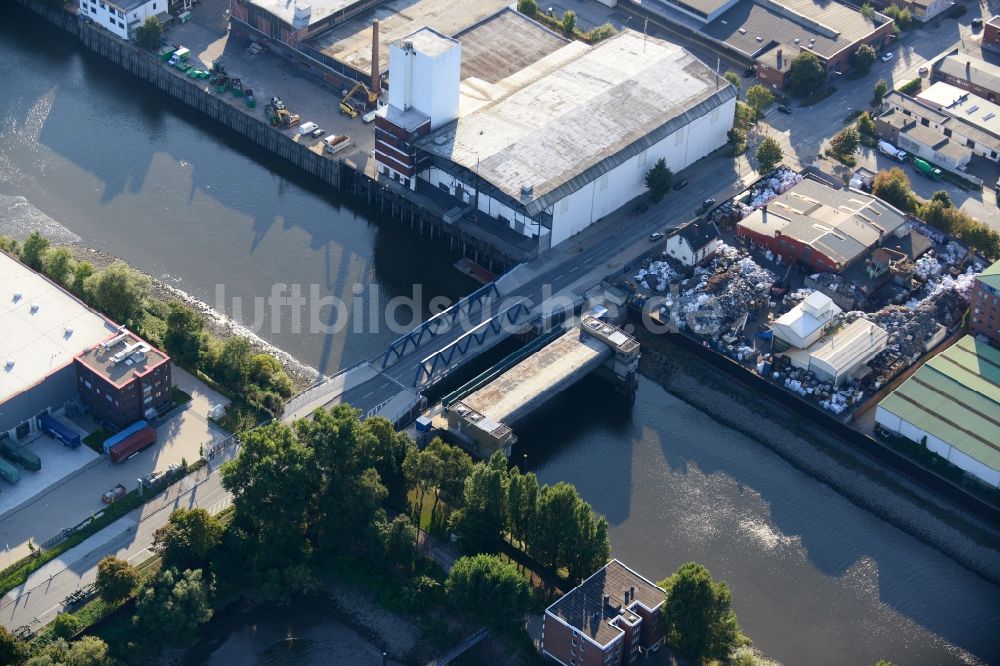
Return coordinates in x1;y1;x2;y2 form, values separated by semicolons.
298;122;318;135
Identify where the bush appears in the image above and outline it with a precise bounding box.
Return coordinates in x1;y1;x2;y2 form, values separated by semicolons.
586;22;617;43
445;554;529;625
50;612;83;639
898;78;921;95
516;0;536;17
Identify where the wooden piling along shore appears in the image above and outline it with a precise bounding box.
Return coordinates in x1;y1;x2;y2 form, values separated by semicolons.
16;0;517;273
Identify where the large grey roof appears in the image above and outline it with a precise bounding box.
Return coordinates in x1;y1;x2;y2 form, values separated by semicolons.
935;54;1000;96
418;29;736;216
454;8;568;84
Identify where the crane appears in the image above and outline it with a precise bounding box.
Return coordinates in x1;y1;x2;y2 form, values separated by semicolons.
340;81;378;118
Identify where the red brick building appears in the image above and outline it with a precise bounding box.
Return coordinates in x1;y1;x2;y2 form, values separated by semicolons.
75;329;172;429
542;560;666;666
984;16;1000;54
970;260;1000;345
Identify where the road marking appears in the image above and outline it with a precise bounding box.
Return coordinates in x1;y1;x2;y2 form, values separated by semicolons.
127;548;151;564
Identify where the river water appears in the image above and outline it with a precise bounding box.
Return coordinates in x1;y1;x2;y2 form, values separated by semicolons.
2;6;998;665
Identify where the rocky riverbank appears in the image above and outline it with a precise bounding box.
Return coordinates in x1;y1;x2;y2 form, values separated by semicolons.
634;328;1000;586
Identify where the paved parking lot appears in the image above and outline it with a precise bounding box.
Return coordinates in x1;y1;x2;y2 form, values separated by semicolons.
0;370;230;565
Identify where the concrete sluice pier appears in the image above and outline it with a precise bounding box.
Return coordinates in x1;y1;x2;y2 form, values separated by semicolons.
445;315;640;458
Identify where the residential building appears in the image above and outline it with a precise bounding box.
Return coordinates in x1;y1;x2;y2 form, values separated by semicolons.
983;16;1000;54
786;318;889;385
78;0;168;40
663;220;722;267
771;291;842;350
406;28;735;251
735;177;909;273
932;53;1000;103
868;0;950;22
701;0;894;89
879;86;1000;165
75;330;172;429
970;259;1000;344
542;560;666;666
875;335;1000;488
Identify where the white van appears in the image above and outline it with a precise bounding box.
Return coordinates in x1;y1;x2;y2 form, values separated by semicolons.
298;122;318;135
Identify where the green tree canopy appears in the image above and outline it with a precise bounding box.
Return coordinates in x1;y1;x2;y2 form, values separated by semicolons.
0;625;28;666
857;111;877;137
164;301;206;369
134;567;215;648
214;336;253;389
95;556;139;604
43;247;74;286
931;190;952;207
787;52;826;97
850;44;877;73
70;261;93;297
445;554;529;625
873;78;888;105
755;136;783;174
49;613;82;640
516;0;537;17
20;231;50;271
379;514;418;573
152;507;224;569
724;71;741;94
830;126;860;158
659;562;747;661
25;636;112;666
872;167;917;212
451;451;507;553
644;158;673;203
561;10;576;36
745;84;774;117
84;260;151;327
134;16;163;50
860;2;875;19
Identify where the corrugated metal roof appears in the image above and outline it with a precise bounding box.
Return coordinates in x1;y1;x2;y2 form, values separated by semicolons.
417;30;736;216
878;336;1000;471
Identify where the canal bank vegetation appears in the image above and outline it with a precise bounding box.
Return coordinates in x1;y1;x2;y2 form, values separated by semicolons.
0;232;297;429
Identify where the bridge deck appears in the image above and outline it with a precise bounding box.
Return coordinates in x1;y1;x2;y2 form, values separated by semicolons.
464;329;610;425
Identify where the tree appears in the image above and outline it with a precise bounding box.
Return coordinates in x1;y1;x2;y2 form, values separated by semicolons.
152;508;224;569
50;613;82;640
873;78;888;105
883;4;912;29
644;158;673;203
451;451;507;553
215;336;253;390
659;562;747;661
850;44;877;73
860;2;875;19
744;84;774;117
164;301;206;369
561;10;576;36
70;261;93;297
857;111;877;137
872;167;917;213
404;446;442;519
755;136;783;174
43;247;74;286
446;554;529;625
20;231;50;271
0;625;28;666
25;636;112;666
724;71;741;95
380;514;418;573
134;567;214;647
931;190;952;207
134;16;162;51
787;52;826;97
95;556;139;604
84;260;150;327
830;126;860;158
426;438;473;517
516;0;537;17
530;482;610;582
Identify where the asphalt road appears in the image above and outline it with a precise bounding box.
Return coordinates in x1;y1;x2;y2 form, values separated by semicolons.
0;466;229;632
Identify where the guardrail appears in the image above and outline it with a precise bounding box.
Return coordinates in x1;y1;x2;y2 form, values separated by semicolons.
279;360;368;420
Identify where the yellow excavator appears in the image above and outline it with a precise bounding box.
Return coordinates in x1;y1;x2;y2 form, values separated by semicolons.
340;81;378;118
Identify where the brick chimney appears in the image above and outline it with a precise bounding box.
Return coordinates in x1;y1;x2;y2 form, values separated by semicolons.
776;48;783;69
371;19;381;98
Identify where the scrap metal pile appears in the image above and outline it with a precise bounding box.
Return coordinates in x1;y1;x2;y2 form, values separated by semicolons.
634;260;679;293
662;244;774;338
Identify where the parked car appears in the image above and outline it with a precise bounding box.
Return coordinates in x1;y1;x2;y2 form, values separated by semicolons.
881;52;894;62
918;65;928;76
102;484;126;504
702;198;716;209
649;231;664;242
972;17;983;28
673;178;690;190
310;127;325;138
777;104;791;114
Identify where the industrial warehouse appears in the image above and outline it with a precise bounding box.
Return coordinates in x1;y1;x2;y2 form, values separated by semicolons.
375;22;736;250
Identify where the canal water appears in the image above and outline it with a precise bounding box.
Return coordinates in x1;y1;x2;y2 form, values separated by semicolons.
2;6;998;665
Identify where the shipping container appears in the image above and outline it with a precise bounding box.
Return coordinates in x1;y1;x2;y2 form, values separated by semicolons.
102;421;148;454
40;413;81;448
0;457;21;484
1;439;41;472
109;428;157;464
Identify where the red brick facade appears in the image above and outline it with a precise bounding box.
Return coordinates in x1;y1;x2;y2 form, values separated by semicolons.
736;225;843;273
970;275;1000;344
984;17;1000;53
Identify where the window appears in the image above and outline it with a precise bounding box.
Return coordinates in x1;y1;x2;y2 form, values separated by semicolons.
16;421;31;439
84;380;92;389
99;1;104;7
106;394;113;402
967;138;976;148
